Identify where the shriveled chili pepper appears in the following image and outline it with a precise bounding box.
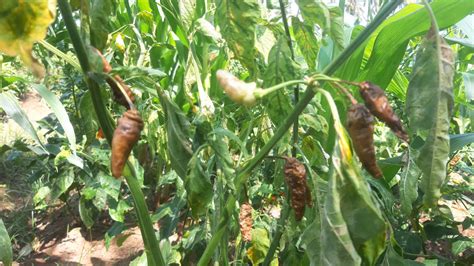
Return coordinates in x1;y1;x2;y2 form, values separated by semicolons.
92;48;135;109
239;202;253;242
111;109;144;178
284;157;312;221
347;103;383;179
359;82;408;142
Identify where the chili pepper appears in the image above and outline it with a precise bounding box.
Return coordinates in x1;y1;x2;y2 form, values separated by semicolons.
216;70;257;106
359;82;409;142
92;47;135;109
111;109;144;178
239;202;253;242
284;157;312;221
347;104;383;179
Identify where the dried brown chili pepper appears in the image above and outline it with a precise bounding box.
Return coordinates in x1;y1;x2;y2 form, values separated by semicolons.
239;202;253;242
359;82;408;142
111;109;144;178
347;103;383;179
92;48;135;109
284;157;312;221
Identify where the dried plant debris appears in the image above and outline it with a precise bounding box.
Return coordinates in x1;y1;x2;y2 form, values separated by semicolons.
239;202;253;242
359;81;409;142
284;157;312;221
347;104;383;179
111;109;144;178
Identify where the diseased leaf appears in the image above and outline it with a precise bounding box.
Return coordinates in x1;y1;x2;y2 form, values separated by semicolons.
399;149;421;215
216;0;260;75
295;0;344;49
159;93;193;179
246;227;271;265
292;16;319;70
0;219;13;266
79;195;99;229
90;0;112;50
320;91;387;265
263;37;299;126
406;25;454;207
0;0;57;78
184;151;213;217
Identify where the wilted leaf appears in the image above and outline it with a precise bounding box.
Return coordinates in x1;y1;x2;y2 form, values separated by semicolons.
247;228;271;265
399;149;421;215
0;0;57;78
295;0;344;49
159;93;193;179
292;16;319;70
216;0;260;75
263;37;299;126
184;151;213;217
90;0;112;50
406;25;454;207
0;219;13;266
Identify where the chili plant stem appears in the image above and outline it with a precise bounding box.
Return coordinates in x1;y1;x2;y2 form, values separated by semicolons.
198;1;402;264
255;80;307;99
57;1;165;265
262;196;290;266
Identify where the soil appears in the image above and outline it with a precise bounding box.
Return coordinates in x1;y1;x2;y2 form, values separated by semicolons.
1;92;145;265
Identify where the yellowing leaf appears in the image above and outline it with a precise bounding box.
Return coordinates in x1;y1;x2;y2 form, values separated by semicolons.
246;228;271;265
0;0;57;78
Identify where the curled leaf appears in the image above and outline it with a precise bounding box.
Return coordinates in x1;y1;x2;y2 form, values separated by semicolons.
216;70;257;106
284;157;312;221
0;0;57;78
347;104;383;179
111;110;144;178
359;82;409;142
239;202;253;242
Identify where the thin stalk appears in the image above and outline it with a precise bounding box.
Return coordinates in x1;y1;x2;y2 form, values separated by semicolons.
277;0;298;157
57;1;165;265
197;1;402;264
262;197;290;266
38;40;81;71
255;80;307;99
331;82;358;105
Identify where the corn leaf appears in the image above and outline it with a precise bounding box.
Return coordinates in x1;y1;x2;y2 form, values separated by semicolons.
0;219;12;266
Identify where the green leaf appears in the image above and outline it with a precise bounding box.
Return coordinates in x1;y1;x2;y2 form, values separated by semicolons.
450;133;474;153
109;200;132;222
295;0;344;49
50;168;75;200
79;195;98;229
90;0;112;50
292;16;319;71
406;25;455;207
399;149;421;216
299;218;322;264
184;150;213;217
362;0;474;88
0;91;47;154
0;219;12;266
216;0;260;76
462;72;474;101
263;37;299;126
159;93;193;179
78;90;98;146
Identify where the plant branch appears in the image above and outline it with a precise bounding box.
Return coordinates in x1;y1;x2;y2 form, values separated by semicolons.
278;0;299;157
57;1;165;265
197;1;402;264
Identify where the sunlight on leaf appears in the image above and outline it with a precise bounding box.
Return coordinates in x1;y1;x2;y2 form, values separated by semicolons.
0;0;57;78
